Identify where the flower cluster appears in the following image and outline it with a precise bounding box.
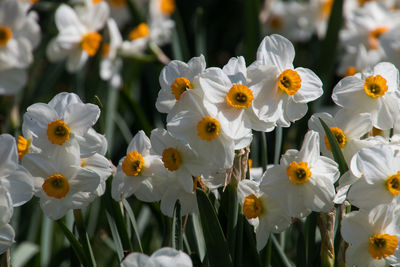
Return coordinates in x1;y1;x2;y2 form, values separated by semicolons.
0;0;40;94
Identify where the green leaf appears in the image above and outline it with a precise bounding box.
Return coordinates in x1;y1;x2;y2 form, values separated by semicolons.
56;220;88;266
220;183;238;262
196;189;233;267
122;199;144;253
319;118;349;175
11;242;39;267
172;200;183;250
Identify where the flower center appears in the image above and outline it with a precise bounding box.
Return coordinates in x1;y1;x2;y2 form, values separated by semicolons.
42;174;70;199
0;26;12;46
269;15;284;30
287;161;312;184
81;32;102;56
170;77;193;100
226;84;254;109
160;0;176;15
92;0;102;3
101;43;110;58
363;75;388;98
324;127;347;151
321;0;334;18
357;0;373;5
122;151;145;176
162;147;182;171
278;69;302;96
385;171;400;195
17;136;31;160
344;66;357;77
108;0;126;7
368;233;398;259
368;27;388;50
243;194;264;219
47;120;71;146
128;23;150;41
197;116;220;141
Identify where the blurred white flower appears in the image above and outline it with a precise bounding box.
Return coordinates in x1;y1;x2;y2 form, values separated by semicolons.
100;18;123;89
238;179;291;251
248;34;323;129
341;197;400;267
46;3;109;72
121;247;193;267
332;62;400;130
261;130;339;218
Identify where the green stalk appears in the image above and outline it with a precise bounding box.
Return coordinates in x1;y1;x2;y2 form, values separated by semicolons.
56;220;88;266
274;126;283;164
103;178;133;252
172;200;183;250
260;132;268;171
105;86;118;156
73;210;96;267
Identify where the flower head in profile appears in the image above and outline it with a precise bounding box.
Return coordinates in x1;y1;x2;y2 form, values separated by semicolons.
238;179;291;251
332;62;400;130
112;131;167;202
46;3;109;72
261;130;339;218
248;34;323;129
341;197;400;267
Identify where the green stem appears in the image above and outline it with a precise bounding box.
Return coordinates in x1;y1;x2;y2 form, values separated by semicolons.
73;210;96;267
260;132;268;171
172;200;183;250
274;126;283;164
56;220;88;266
103;178;134;252
105;86;118;156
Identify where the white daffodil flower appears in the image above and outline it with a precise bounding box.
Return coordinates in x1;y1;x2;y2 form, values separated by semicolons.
0;134;34;207
238;179;291;251
159;173;198;217
23;92;101;155
347;144;400;210
100;18;123;89
308;109;373;163
81;153;112;197
198;57;257;149
156;55;206;114
120;17;174;56
380;27;400;69
112;131;167;202
261;0;312;42
46;3;109;72
248;34;323;129
337;44;382;77
341;197;400;267
167;91;235;170
22;141;100;220
121;247;193;267
0;187;14;254
332;62;400;130
261;130;339;218
150;128;215;193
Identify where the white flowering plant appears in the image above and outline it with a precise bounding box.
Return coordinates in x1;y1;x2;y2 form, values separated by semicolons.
2;0;400;267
